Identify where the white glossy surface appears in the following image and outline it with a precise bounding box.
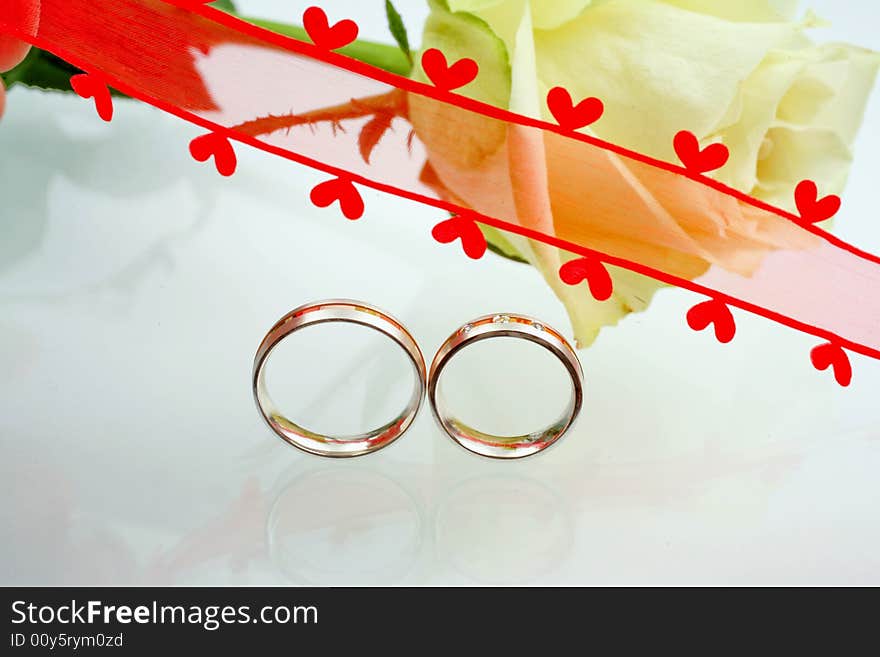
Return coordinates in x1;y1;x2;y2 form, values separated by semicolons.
1;0;879;585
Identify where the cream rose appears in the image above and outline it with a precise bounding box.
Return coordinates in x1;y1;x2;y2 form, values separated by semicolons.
411;0;879;346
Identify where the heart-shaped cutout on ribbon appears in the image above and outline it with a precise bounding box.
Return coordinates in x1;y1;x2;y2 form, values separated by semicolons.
810;342;852;387
673;130;729;175
310;176;364;220
559;257;613;301
431;215;487;260
70;73;113;122
547;87;604;132
303;6;359;51
687;299;736;344
421;48;478;93
189;132;237;177
795;180;841;224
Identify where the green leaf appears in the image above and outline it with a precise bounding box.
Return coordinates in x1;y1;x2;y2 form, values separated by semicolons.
1;48;130;97
481;225;530;264
244;16;412;76
209;0;237;12
1;48;81;92
385;0;412;64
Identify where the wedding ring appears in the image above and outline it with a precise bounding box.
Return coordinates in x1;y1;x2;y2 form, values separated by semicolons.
253;299;426;458
428;314;584;459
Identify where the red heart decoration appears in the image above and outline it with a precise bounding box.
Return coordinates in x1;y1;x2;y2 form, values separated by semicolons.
673;131;729;175
310;176;364;220
559;257;613;302
686;299;736;344
810;343;852;387
303;6;359;51
547;87;604;131
795;180;841;224
421;49;478;93
431;215;487;260
70;73;113;122
189;132;237;177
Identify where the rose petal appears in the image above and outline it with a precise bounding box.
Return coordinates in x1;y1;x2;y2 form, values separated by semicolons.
533;1;800;160
0;0;40;72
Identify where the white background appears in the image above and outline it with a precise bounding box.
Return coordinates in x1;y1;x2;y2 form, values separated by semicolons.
1;0;878;585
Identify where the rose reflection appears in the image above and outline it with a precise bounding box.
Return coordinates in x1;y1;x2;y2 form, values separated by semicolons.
0;456;139;585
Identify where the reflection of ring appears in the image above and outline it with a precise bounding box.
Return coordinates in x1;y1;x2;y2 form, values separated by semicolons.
428;314;584;459
434;475;573;584
253;299;426;458
267;465;423;584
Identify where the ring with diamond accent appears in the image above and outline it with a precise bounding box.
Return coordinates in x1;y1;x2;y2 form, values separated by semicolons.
428;314;584;459
253;299;426;458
